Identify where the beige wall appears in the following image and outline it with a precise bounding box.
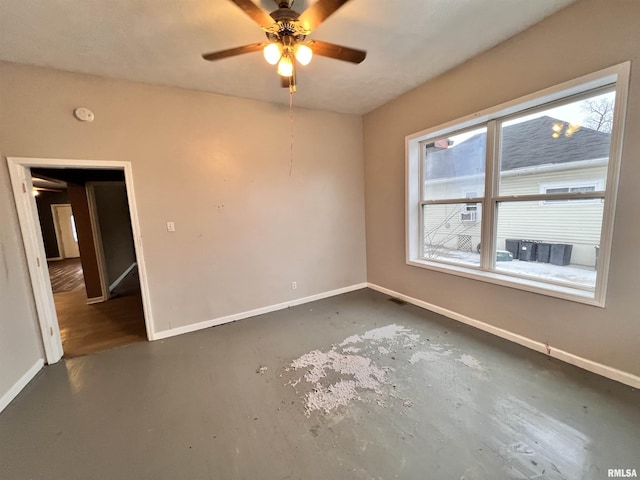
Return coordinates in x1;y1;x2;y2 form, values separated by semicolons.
0;62;366;400
92;182;136;289
364;0;640;377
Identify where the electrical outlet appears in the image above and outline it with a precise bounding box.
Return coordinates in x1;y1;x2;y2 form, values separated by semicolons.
291;281;297;290
167;221;175;232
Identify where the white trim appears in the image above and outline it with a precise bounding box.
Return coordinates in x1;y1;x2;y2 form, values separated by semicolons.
407;257;597;303
6;157;155;362
153;283;368;340
7;161;64;363
0;359;44;413
46;257;63;261
85;184;110;300
367;283;640;389
109;262;137;293
86;296;107;305
594;61;630;307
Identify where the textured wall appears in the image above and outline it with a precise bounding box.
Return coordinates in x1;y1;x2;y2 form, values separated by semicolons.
92;182;136;289
364;0;640;377
0;63;366;402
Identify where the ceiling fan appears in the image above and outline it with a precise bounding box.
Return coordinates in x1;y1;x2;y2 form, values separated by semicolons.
202;0;366;92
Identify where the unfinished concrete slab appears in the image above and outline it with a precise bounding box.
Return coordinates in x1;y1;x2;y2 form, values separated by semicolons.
1;289;638;479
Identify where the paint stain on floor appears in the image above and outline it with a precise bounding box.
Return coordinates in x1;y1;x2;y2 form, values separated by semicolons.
286;323;487;415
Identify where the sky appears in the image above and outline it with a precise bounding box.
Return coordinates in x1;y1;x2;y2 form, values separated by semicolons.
447;91;615;146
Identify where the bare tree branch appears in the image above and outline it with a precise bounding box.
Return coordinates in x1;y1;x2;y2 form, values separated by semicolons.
581;98;614;133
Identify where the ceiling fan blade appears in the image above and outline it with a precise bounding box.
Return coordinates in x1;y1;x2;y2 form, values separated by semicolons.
229;0;275;29
308;40;366;64
202;43;265;61
298;0;350;33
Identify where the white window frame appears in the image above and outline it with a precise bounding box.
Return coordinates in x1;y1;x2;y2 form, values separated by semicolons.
406;62;630;307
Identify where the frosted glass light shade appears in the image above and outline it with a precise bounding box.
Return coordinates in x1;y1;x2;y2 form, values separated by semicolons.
294;44;313;65
277;55;293;77
263;43;282;65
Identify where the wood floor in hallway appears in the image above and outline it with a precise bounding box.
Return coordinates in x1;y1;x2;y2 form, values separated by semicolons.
48;258;84;294
53;267;147;358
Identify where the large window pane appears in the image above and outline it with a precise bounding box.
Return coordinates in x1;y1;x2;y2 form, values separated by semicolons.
499;91;614;196
422;203;481;267
407;64;627;304
423;127;486;201
495;201;603;288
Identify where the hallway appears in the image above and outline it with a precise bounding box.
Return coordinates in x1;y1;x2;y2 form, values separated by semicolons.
49;260;146;358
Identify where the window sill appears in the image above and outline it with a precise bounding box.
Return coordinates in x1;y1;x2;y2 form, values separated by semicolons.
406;258;603;307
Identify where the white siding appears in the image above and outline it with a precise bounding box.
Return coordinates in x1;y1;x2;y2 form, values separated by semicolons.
423;165;607;265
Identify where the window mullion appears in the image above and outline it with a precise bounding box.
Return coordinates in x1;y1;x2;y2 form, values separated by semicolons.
480;120;498;270
418;143;425;258
420;198;484;206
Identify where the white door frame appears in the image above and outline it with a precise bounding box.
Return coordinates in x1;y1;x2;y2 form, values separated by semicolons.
85;184;110;301
7;157;155;364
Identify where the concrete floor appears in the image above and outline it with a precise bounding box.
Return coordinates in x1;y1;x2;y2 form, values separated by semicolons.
1;289;638;479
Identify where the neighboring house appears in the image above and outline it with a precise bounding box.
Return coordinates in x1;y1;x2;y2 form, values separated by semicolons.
423;116;611;267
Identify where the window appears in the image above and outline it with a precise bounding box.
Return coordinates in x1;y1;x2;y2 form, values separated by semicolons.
539;180;604;205
461;192;481;222
406;63;629;306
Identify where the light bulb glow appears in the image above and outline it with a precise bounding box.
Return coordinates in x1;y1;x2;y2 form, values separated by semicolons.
263;43;282;65
277;55;294;77
294;44;313;66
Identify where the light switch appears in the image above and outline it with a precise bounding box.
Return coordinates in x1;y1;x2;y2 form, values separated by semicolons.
167;221;175;232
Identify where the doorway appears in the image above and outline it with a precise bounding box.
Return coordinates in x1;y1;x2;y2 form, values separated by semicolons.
7;157;154;364
51;204;80;259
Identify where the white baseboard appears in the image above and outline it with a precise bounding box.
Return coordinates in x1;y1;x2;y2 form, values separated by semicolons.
109;262;137;293
152;283;368;341
46;256;62;261
86;295;106;305
0;359;44;413
367;283;640;389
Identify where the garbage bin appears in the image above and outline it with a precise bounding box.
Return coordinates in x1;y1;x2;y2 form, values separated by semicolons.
505;239;520;260
536;243;552;263
550;244;572;266
519;241;537;262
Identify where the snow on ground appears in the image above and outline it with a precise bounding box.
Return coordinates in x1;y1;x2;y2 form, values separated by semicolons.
426;249;596;287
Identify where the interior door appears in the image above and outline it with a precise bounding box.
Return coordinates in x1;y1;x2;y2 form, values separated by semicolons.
53;204;80;258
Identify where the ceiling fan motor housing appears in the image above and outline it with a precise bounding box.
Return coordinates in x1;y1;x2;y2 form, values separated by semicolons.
202;0;367;89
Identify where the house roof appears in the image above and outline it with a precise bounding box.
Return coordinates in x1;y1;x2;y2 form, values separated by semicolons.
425;116;611;180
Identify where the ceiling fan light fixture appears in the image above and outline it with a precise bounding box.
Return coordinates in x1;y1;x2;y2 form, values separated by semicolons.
277;54;294;77
294;43;313;66
263;42;282;65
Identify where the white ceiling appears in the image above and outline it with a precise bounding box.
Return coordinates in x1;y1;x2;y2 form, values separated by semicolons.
0;0;575;114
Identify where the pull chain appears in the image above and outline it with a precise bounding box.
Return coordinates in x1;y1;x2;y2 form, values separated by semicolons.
289;85;294;176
